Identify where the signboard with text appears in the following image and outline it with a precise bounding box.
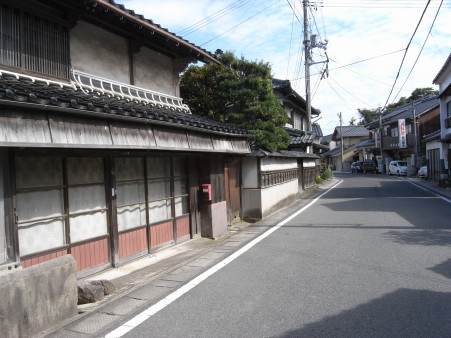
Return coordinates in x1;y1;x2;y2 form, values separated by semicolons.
398;119;407;148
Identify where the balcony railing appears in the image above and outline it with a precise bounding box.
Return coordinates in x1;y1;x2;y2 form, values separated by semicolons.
382;134;414;150
71;70;190;113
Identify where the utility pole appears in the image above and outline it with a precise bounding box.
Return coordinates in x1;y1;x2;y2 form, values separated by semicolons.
303;1;328;135
412;101;418;169
379;111;384;174
303;0;311;133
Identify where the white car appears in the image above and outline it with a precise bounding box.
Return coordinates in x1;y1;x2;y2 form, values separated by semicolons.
418;165;427;178
388;160;408;176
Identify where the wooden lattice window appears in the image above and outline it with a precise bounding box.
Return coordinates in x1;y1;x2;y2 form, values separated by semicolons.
0;1;70;79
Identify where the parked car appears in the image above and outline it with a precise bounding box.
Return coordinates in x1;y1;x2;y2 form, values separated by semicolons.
388;160;408;176
362;161;377;174
351;161;363;173
417;165;427;178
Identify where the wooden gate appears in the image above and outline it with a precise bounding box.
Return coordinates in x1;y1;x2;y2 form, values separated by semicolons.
225;161;241;225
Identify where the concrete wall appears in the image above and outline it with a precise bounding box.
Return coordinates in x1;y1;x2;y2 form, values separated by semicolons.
261;180;298;218
200;201;228;238
0;255;77;338
71;22;129;83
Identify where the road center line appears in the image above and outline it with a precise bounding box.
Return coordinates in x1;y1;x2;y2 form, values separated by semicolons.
105;180;343;338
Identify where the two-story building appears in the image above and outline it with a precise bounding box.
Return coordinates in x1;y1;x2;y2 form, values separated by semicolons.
323;125;370;171
432;54;451;182
0;0;252;277
366;96;439;175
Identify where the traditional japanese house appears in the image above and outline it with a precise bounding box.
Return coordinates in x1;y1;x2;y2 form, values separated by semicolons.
0;0;251;277
240;80;321;222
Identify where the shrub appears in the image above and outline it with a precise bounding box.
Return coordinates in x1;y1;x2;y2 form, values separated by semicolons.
321;166;333;180
315;176;324;184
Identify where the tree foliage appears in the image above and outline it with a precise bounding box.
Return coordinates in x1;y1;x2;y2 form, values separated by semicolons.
353;87;438;125
180;52;290;151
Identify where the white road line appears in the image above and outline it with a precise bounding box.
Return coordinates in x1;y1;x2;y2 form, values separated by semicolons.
105;180;343;338
407;180;451;204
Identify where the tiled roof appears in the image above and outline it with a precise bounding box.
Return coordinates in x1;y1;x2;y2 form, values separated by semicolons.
383;96;439;125
320;134;333;144
272;79;321;116
355;139;376;148
0;70;249;137
312;123;323;137
333;125;369;139
249;149;319;159
286;128;316;145
322;144;356;157
367;96;439;129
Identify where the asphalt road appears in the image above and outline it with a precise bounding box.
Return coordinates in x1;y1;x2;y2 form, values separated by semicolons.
121;173;451;338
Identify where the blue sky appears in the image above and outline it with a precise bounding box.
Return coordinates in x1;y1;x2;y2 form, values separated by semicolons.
117;0;450;135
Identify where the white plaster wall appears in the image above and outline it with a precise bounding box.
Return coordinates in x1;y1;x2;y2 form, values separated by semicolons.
242;157;259;188
261;180;298;217
303;159;316;168
70;22;129;84
261;158;297;171
438;64;451;139
134;47;176;96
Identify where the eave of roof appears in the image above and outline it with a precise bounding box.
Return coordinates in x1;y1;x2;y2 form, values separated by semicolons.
433;53;451;84
0;70;250;138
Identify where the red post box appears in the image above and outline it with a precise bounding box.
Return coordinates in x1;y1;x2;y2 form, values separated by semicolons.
201;183;212;201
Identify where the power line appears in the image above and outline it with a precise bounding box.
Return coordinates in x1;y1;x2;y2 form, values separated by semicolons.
177;0;252;37
291;49;406;81
199;1;280;47
392;0;444;102
383;0;431;108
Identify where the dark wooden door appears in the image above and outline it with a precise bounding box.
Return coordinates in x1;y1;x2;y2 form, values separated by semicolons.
225;162;241;225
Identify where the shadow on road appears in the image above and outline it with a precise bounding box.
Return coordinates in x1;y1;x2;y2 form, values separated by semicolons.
277;289;451;337
428;258;451;280
382;229;451;247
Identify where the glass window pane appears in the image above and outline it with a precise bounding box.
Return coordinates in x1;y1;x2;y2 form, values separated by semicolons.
18;219;65;256
16;156;62;189
116;157;144;181
17;189;63;223
174;178;187;196
174;196;189;217
117;203;146;231
69;185;106;213
173;157;186;177
117;181;145;207
70;211;108;242
148;179;171;201
149;199;172;223
67;157;104;185
147;157;170;179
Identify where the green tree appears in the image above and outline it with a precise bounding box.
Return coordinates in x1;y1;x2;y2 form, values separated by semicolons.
180;52;290;151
